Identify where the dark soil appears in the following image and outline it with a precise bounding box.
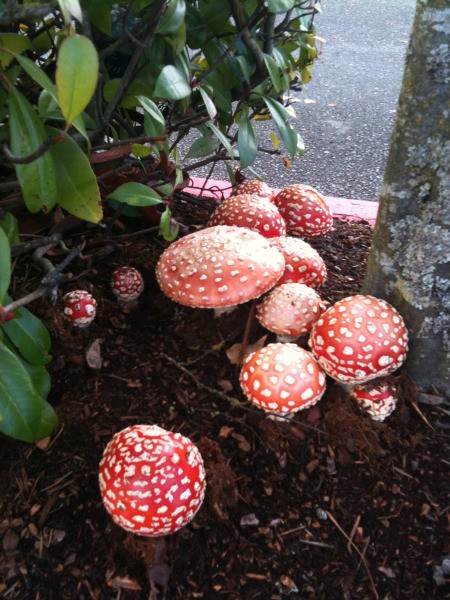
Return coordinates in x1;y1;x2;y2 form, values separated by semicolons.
1;196;449;600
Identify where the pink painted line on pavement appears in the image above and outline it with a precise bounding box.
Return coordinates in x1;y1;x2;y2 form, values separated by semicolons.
185;177;378;225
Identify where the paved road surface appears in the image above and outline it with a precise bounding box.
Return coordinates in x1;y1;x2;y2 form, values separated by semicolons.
250;0;417;200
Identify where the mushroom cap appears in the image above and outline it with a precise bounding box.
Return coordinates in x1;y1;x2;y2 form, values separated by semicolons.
63;290;97;327
352;381;398;422
256;282;325;337
111;266;144;302
240;342;326;415
98;424;206;537
231;180;274;202
274;184;333;238
309;295;408;384
208;194;286;238
269;236;327;288
155;225;285;309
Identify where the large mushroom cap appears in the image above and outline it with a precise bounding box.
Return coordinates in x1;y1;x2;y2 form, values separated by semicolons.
309;295;408;384
231;180;275;202
256;282;325;337
274;184;333;238
240;343;326;415
99;424;206;537
155;225;285;308
208;194;286;238
269;236;327;289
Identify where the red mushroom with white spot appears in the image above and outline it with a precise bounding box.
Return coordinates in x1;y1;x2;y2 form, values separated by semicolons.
155;225;285;310
63;290;97;327
98;424;206;537
269;236;327;289
111;266;144;306
309;295;408;384
352;380;398;421
257;282;326;340
274;184;333;238
208;194;286;238
240;343;326;416
231;180;275;202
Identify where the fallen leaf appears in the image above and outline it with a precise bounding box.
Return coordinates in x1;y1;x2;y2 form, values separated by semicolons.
107;575;142;590
86;338;103;369
226;335;267;365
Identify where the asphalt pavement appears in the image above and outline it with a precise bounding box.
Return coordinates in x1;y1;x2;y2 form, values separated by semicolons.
250;0;417;201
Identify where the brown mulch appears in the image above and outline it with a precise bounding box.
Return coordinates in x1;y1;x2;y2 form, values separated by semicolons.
0;196;449;600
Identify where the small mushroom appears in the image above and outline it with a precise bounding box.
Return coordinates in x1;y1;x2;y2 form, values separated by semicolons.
240;342;326;416
63;290;97;327
352;380;398;421
269;236;327;289
231;180;274;202
98;424;206;537
274;184;333;238
111;266;144;306
256;282;326;340
155;225;285;310
208;194;286;238
309;295;408;384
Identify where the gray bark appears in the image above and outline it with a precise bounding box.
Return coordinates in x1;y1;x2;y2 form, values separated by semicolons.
362;0;450;397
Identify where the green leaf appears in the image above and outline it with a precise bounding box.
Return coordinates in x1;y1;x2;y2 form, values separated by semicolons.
137;96;166;137
207;122;234;159
159;0;186;33
46;127;102;223
0;213;20;246
1;335;51;399
2;299;52;366
238;114;258;168
108;182;164;207
266;0;296;13
131;144;153;158
56;35;99;124
83;0;112;35
199;86;217;120
7;89;58;213
203;70;232;114
159;207;179;242
0;228;11;303
154;65;191;100
185;135;219;159
57;0;83;23
236;55;252;85
0;341;57;443
0;34;31;68
262;95;298;159
263;53;282;93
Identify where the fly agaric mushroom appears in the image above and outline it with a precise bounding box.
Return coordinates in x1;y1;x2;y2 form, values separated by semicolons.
256;283;326;339
99;424;206;537
155;225;285;309
240;343;326;416
63;290;97;327
208;194;286;238
231;180;275;202
274;184;333;238
351;380;398;421
111;266;144;305
269;236;327;289
309;295;408;385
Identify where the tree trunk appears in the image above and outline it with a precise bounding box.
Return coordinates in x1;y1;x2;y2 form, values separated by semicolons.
362;0;450;396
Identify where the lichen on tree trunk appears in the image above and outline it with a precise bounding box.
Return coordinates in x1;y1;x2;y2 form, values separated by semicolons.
362;0;450;396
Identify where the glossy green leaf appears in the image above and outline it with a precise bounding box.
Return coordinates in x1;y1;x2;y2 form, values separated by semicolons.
168;21;187;56
154;65;191;100
46;127;102;223
236;55;252;85
238;114;258;168
159;207;179;242
2;298;52;366
0;34;31;68
262;95;298;159
0;228;11;303
8;89;58;213
266;0;296;13
207;122;234;159
131;144;153;158
197;0;231;33
83;0;112;35
159;0;186;33
57;0;83;23
0;213;20;246
199;86;217;120
108;182;164;207
263;54;282;93
0;341;57;443
137;96;166;136
185;135;219;159
56;35;99;124
1;335;51;399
